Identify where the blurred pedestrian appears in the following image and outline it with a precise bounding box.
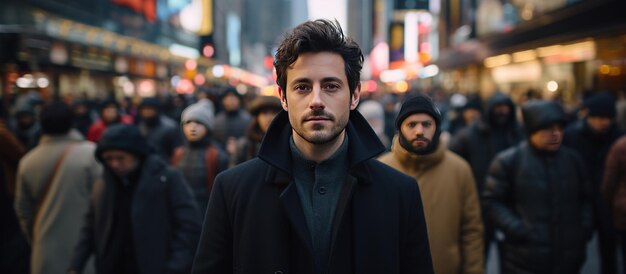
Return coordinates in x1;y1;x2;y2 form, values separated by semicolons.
358;100;390;149
71;99;93;138
213;87;252;148
602;135;626;273
11;103;41;151
14;102;102;274
484;100;593;274
228;95;282;165
192;19;433;274
447;95;482;136
0;105;29;274
378;94;483;274
87;98;134;142
171;102;229;217
69;124;201;274
563;92;623;274
449;92;523;258
137;97;182;161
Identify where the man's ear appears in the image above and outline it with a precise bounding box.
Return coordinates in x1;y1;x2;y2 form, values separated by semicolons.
350;83;361;110
278;86;289;111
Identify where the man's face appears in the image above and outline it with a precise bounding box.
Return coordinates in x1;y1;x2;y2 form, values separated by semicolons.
463;108;481;125
279;52;360;145
529;124;563;152
101;149;140;177
492;103;511;125
16;113;35;129
400;113;436;153
257;109;279;133
139;107;158;120
101;106;118;123
587;116;613;134
222;94;241;112
182;121;208;142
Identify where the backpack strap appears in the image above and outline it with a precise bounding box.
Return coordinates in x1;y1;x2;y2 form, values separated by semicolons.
170;147;185;166
205;145;219;193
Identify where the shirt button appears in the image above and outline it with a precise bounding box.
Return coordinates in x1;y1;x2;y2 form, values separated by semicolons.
318;186;327;195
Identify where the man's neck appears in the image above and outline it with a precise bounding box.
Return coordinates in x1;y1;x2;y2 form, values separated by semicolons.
292;129;346;163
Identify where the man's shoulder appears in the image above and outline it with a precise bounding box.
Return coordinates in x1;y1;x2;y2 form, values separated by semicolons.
216;158;270;183
443;150;473;172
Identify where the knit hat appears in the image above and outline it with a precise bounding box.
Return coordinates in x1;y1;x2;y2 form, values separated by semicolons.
40;102;74;134
95;124;150;161
395;94;442;130
522;100;566;134
181;102;214;130
139;97;161;110
583;93;616;118
247;96;282;116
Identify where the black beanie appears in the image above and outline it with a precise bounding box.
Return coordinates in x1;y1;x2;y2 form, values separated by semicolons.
139;97;161;110
522;100;566;135
584;93;616;118
95;124;150;162
40;102;74;134
395;94;442;130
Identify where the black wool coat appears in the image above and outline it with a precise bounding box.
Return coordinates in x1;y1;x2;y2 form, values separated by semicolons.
192;110;434;274
70;156;202;274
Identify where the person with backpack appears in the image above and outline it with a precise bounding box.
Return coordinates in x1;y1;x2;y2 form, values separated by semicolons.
172;102;229;216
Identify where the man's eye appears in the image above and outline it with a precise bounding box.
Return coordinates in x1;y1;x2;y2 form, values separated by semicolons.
294;85;309;92
323;83;340;91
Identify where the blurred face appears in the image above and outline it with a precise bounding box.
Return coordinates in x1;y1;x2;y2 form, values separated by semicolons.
16;113;35;129
587;116;613;134
257;109;279;133
492;103;511;125
463;108;481;125
222;94;241;112
74;105;88;116
399;113;436;153
182;121;208;142
139;107;157;120
529;124;563;152
101;106;118;123
101;149;139;177
279;52;360;145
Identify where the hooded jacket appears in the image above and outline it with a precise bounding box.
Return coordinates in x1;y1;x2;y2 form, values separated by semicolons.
192;110;434;274
449;93;523;194
379;137;483;274
70;126;201;274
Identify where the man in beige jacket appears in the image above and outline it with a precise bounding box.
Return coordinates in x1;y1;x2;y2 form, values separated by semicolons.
378;94;484;274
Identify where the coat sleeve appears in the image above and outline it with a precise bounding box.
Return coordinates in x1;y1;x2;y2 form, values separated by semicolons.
572;151;593;239
166;170;202;274
69;181;98;272
448;128;470;161
14;159;35;243
602;138;625;203
401;179;434;274
483;152;529;242
459;166;484;274
191;173;233;274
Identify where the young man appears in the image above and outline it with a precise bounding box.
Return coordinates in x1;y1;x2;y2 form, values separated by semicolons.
15;102;102;274
137;97;182;161
484;100;593;274
69;124;201;274
378;94;483;274
192;19;433;274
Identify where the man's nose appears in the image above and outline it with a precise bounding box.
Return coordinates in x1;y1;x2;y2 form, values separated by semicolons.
309;86;325;109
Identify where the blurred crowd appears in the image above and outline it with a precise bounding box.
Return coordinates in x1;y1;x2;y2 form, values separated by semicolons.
1;85;626;273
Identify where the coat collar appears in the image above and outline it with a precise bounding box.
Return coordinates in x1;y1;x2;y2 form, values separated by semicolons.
39;129;84;144
258;110;385;182
390;135;445;172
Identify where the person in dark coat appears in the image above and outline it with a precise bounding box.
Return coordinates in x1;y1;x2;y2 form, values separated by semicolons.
213;88;252;148
449;92;524;256
602;135;626;273
191;19;433;274
10;103;41;151
563;92;623;274
137;97;182;161
69;124;201;274
172;102;229;217
484;100;593;274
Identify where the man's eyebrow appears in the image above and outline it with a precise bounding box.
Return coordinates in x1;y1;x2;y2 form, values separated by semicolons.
289;78;312;85
320;77;344;83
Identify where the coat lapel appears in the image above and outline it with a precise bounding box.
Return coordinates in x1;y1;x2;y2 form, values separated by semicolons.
279;182;314;255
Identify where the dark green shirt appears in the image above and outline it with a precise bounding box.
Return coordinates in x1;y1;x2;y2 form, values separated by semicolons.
290;135;349;272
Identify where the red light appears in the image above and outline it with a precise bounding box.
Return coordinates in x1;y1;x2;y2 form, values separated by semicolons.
203;44;215;58
264;56;274;69
364;80;378;92
185;60;197;71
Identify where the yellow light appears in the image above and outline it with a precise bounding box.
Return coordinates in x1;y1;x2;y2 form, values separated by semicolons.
513;50;536;63
395;81;409;93
537;45;562;57
484;54;511;68
610;67;621;76
600;65;611;74
547;81;558;92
